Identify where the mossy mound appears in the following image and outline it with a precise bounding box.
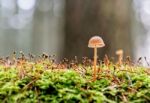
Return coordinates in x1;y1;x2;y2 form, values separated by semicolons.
0;56;150;103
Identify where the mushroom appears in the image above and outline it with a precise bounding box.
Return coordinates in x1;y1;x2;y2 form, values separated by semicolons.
116;49;123;65
88;36;105;80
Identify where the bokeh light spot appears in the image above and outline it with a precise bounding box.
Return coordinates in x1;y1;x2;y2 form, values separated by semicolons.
17;0;36;10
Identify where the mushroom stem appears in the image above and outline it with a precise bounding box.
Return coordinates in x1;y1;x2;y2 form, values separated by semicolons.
118;54;123;65
93;47;97;80
116;49;123;65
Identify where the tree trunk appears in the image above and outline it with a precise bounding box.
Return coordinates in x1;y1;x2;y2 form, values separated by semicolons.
64;0;133;60
31;0;65;60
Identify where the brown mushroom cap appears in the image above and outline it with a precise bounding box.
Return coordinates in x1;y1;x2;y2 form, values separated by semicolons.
88;36;105;48
116;49;123;55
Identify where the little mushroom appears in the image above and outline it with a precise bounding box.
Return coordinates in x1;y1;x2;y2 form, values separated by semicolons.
116;49;123;65
88;36;105;80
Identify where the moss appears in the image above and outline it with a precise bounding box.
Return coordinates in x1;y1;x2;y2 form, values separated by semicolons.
0;56;150;103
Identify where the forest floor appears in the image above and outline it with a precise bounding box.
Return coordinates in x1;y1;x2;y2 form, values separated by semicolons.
0;54;150;103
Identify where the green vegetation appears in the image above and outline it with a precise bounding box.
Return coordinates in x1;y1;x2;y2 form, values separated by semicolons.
0;54;150;103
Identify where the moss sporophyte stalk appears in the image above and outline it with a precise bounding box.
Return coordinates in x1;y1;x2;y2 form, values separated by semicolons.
0;36;150;102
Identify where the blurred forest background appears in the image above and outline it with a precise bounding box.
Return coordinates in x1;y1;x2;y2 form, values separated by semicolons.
0;0;149;61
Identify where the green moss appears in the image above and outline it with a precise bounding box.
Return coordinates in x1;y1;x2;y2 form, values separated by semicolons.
0;58;150;103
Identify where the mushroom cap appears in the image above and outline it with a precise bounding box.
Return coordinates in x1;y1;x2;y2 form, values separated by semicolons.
116;49;123;55
88;36;105;48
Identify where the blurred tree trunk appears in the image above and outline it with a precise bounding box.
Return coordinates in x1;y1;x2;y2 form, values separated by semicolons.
64;0;133;60
31;0;65;60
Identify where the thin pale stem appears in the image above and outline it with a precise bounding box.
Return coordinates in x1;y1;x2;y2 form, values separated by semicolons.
119;55;123;65
93;47;97;80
